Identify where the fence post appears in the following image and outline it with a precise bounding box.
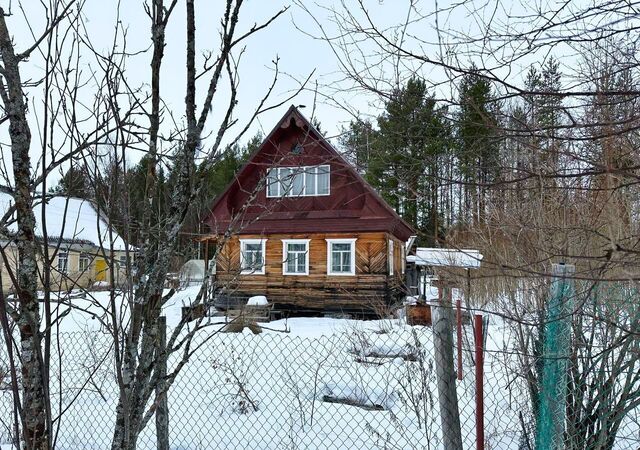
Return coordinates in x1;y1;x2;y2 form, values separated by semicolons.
434;283;463;450
456;297;463;380
474;314;484;450
536;263;574;450
156;316;169;450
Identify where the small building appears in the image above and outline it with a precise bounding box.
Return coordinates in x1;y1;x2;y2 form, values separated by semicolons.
0;194;130;293
406;248;483;298
202;106;415;316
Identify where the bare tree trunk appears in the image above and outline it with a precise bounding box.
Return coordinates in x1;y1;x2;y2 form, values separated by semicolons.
156;316;169;450
0;10;50;450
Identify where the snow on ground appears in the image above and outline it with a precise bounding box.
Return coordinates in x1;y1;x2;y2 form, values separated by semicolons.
247;295;268;306
0;288;635;449
42;286;400;339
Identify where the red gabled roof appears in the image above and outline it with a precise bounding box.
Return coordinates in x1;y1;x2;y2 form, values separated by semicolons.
203;106;415;241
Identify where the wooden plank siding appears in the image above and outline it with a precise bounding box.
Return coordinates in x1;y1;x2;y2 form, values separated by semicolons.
212;232;406;314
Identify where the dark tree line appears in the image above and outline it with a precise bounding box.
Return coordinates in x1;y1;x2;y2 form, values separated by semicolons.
51;133;260;264
341;70;497;244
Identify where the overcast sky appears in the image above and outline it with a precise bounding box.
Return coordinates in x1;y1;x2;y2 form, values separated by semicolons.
1;1;424;177
0;0;579;185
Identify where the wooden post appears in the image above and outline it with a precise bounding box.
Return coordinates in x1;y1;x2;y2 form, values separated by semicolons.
456;297;463;380
474;314;485;450
156;316;169;450
434;284;463;450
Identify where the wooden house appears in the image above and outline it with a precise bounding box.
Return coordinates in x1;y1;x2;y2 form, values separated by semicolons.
203;106;415;316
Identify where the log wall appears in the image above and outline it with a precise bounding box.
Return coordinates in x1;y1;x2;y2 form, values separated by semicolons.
213;232;407;314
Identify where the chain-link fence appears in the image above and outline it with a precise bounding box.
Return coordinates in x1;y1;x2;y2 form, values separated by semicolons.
0;293;638;449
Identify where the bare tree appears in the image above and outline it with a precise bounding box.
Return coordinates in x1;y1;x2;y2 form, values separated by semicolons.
296;0;640;447
70;2;308;448
0;1;139;447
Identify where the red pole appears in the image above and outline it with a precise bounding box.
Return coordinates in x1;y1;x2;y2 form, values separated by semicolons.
474;314;485;450
456;297;463;380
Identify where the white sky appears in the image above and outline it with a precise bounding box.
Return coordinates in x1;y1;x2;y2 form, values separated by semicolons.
1;0;417;183
0;0;597;186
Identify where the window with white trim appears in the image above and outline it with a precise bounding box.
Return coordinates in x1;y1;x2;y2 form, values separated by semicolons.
388;240;394;275
78;253;91;272
282;239;309;275
240;239;266;275
57;252;69;274
326;238;356;275
267;165;330;197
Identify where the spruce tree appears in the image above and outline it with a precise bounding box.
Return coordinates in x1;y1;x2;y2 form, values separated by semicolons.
360;78;451;243
456;66;500;223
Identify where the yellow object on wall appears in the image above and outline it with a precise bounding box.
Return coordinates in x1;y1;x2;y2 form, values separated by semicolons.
95;258;107;282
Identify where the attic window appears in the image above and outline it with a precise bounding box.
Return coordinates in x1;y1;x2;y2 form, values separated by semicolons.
291;143;304;154
267;165;330;197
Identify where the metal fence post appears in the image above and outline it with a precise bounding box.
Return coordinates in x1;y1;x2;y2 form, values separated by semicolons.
474;314;484;450
434;284;463;450
536;263;574;450
156;315;169;450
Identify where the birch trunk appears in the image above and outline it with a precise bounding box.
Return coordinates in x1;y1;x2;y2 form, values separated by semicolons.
0;10;50;450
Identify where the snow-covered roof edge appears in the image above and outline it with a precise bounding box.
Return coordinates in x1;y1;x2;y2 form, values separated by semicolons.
0;193;131;252
408;248;483;269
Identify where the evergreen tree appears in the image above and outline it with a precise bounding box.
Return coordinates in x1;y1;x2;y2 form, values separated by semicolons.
311;117;325;137
175;132;260;261
340;119;375;173
356;78;451;243
456;65;500;223
51;165;92;199
524;57;563;174
125;155;169;246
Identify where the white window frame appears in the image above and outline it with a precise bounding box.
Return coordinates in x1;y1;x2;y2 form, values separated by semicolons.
240;239;267;275
282;239;310;275
266;165;330;198
78;253;91;272
388;240;394;276
57;251;69;274
326;238;357;276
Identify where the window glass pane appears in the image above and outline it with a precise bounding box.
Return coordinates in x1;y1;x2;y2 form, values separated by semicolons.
58;252;68;272
285;242;307;273
79;255;90;271
267;168;278;197
245;243;261;252
332;251;341;271
279;168;292;195
289;243;306;252
292;170;304;195
341;252;351;271
317;166;329;195
297;252;306;271
305;168;316;195
242;243;263;271
287;256;296;273
330;242;353;273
